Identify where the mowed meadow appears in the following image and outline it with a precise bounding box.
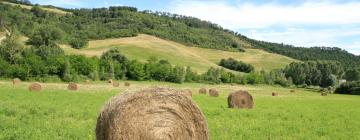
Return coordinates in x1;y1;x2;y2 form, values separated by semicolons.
1;81;360;140
60;34;296;73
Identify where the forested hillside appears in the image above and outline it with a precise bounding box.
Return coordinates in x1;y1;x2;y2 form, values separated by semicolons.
1;0;359;68
240;36;360;68
0;0;246;51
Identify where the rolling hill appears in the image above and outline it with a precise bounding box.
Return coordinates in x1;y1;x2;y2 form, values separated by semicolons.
60;34;297;73
1;0;358;70
1;1;70;15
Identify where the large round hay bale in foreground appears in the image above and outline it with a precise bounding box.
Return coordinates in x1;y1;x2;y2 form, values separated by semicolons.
68;82;79;91
209;88;219;97
124;82;130;87
12;78;21;86
29;83;42;92
182;89;193;98
96;87;209;140
199;88;207;94
228;90;254;109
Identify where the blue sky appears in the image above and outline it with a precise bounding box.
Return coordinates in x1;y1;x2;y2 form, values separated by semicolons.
30;0;360;55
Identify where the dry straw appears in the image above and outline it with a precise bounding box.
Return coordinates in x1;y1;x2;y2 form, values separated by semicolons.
198;88;207;94
12;78;21;86
113;82;120;87
68;82;79;91
124;82;130;87
96;87;209;140
181;89;193;98
209;88;219;97
29;83;42;92
272;92;278;96
228;90;254;109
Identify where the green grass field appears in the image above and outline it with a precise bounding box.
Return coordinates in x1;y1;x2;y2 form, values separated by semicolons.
61;34;297;73
1;81;359;139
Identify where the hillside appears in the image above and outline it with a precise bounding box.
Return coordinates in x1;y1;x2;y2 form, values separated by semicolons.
61;34;297;73
1;1;70;15
1;0;358;70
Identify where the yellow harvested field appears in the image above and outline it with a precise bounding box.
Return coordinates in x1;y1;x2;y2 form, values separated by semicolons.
61;34;297;73
2;1;70;15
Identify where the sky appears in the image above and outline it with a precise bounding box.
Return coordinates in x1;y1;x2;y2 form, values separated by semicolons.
30;0;360;55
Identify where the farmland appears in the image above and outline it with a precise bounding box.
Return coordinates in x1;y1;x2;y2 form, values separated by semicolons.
1;81;359;139
61;34;296;73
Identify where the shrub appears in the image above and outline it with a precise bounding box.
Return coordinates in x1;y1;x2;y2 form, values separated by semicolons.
219;58;254;73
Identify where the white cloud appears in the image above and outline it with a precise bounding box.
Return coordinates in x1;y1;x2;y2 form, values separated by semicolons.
168;0;360;55
169;0;360;29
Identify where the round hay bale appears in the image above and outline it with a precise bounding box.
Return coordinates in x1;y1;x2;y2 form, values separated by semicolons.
272;92;278;96
199;88;207;94
108;79;113;84
124;82;130;87
85;80;91;83
113;82;120;87
290;89;295;93
321;92;328;96
209;88;219;97
29;83;42;92
181;89;193;98
12;78;21;86
96;87;209;140
68;82;79;91
228;90;254;109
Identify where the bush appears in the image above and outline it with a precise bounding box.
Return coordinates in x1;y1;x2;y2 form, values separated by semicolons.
219;58;254;73
335;81;360;95
69;37;88;49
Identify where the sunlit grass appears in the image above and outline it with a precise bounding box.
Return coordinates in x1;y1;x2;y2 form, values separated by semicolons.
1;81;359;139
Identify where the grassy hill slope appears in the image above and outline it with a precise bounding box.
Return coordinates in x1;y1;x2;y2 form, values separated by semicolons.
61;34;297;73
1;1;70;15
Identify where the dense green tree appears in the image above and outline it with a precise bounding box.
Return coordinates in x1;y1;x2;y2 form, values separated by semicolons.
344;69;360;82
219;58;254;73
0;27;24;64
126;60;146;80
284;61;343;87
69;36;88;49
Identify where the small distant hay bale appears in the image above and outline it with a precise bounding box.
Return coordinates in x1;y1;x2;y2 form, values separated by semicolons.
209;88;219;97
272;92;278;96
12;78;21;85
228;90;254;109
68;82;79;91
290;89;295;93
181;89;193;98
321;92;328;96
113;82;120;87
124;82;130;87
95;87;209;140
29;83;42;92
85;80;91;83
108;79;113;84
199;88;207;94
